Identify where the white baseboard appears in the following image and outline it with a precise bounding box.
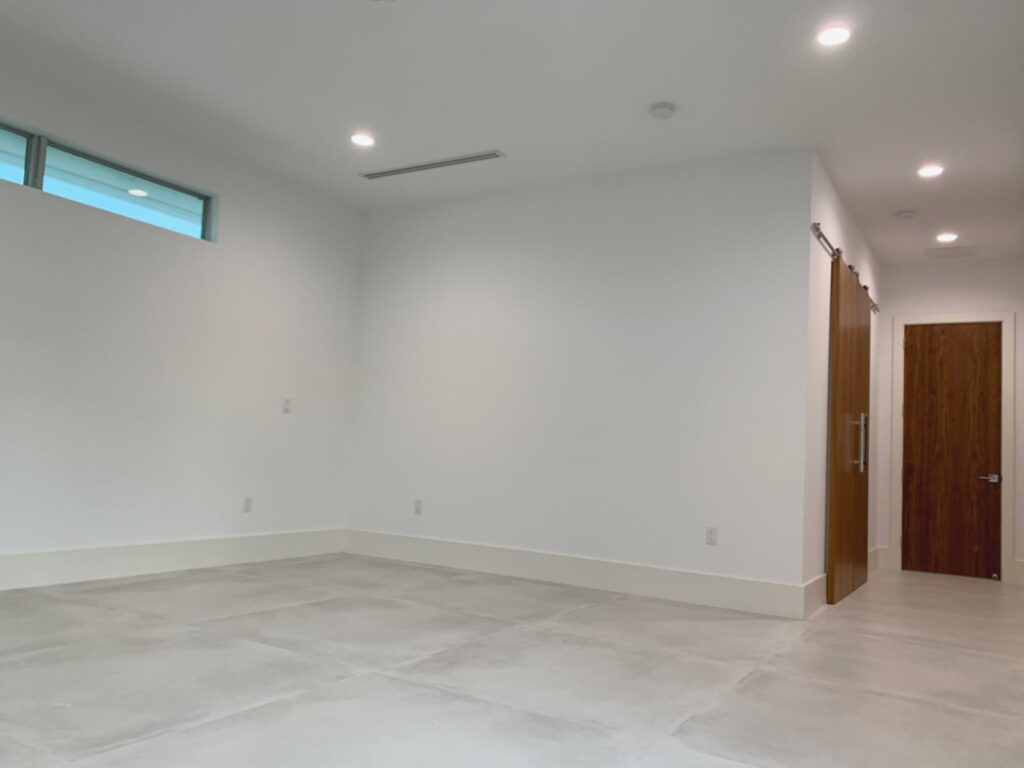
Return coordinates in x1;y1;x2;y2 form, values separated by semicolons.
802;573;827;618
868;546;882;574
0;529;350;591
1;528;828;619
1012;560;1024;584
345;529;819;619
875;545;899;571
866;546;1024;585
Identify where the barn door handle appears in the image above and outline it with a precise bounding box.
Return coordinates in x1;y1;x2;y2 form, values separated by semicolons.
852;413;867;474
978;474;1001;484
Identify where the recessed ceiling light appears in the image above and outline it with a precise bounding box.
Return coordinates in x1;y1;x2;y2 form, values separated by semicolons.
918;164;944;178
936;232;959;243
817;26;851;46
351;132;375;147
128;188;149;197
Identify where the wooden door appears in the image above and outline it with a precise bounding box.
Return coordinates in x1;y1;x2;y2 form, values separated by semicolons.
826;259;872;604
903;323;1001;579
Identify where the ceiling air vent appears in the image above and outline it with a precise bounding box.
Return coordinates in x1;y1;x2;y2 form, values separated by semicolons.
924;246;976;261
360;150;505;180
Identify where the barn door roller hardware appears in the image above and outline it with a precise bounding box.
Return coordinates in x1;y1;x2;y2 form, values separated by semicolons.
812;223;880;313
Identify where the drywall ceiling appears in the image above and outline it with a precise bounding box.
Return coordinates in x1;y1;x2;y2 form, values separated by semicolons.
0;0;1021;263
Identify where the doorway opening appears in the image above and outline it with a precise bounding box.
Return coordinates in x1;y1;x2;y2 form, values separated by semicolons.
889;314;1016;581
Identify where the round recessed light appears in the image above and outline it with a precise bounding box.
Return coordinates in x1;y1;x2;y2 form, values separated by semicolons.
128;188;149;197
351;132;375;147
817;26;851;46
917;164;945;178
936;232;959;244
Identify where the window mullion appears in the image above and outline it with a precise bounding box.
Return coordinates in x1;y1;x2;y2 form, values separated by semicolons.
25;135;47;189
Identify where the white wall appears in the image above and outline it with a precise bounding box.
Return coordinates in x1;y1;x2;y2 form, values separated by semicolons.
803;157;882;582
875;257;1024;560
0;74;361;554
348;149;816;585
1;32;881;602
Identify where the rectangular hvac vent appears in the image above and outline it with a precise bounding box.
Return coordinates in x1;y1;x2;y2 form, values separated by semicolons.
360;150;505;180
924;246;976;261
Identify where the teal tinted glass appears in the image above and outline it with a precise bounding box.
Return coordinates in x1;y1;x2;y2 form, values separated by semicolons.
42;147;206;238
0;127;28;184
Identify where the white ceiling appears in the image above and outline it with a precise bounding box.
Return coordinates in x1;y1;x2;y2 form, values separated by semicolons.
0;0;1021;263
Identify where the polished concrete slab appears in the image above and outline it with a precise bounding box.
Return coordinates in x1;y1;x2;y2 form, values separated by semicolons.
1;557;1023;766
400;624;751;732
540;595;807;662
75;674;635;768
0;732;63;768
391;570;618;622
766;625;1024;717
808;572;1024;659
199;595;509;669
0;588;153;660
0;626;350;760
628;739;759;767
45;567;339;623
676;669;1023;768
230;553;459;594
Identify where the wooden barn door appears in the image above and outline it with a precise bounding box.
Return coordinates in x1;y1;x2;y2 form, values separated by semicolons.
826;258;873;604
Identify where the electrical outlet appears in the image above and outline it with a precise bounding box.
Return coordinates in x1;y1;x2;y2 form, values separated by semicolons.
705;526;718;546
242;496;253;514
414;499;423;515
282;398;292;415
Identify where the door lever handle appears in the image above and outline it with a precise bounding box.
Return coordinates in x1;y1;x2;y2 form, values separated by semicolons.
978;474;1001;484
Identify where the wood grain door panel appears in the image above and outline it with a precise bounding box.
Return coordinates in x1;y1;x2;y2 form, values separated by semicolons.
826;259;872;604
902;323;1001;579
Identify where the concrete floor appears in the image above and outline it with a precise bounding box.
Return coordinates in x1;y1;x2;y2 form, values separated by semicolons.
1;556;1023;766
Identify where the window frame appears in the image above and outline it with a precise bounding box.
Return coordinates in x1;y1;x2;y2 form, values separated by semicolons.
0;119;217;242
0;121;32;185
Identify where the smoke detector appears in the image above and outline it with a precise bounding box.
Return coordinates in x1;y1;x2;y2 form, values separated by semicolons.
894;209;917;220
649;102;677;120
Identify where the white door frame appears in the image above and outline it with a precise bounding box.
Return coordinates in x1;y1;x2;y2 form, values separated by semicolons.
888;312;1016;582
